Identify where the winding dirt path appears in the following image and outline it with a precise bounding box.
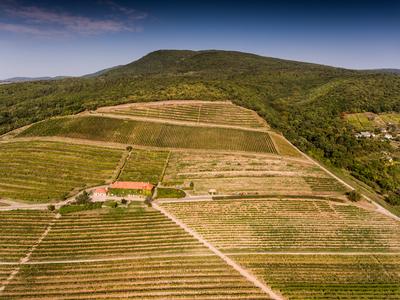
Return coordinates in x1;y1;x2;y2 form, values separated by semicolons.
152;202;284;300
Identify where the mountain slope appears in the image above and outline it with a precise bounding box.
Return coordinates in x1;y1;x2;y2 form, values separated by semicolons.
0;49;399;209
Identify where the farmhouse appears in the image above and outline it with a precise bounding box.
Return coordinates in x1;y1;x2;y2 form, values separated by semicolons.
109;181;154;197
94;188;107;197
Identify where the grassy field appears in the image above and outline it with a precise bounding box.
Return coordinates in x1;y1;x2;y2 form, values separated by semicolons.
156;187;186;199
234;254;400;299
161;199;400;253
345;112;400;131
0;141;123;202
118;149;169;184
98;101;268;129
19;116;278;153
0;210;54;262
3;256;271;299
163;151;347;196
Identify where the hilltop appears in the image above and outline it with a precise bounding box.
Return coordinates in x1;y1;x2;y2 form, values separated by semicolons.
0;49;399;210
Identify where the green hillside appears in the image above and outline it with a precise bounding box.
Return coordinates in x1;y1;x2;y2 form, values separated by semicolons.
1;50;399;206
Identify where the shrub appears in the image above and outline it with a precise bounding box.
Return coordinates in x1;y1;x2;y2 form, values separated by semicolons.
47;204;55;211
347;190;362;202
144;196;152;207
121;199;127;205
126;146;133;151
385;193;400;206
75;190;91;204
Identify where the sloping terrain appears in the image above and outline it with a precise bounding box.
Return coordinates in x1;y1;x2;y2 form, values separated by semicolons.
0;50;399;209
0;141;123;202
0;100;399;299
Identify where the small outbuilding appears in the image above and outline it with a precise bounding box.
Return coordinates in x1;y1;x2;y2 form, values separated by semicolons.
94;188;107;197
208;189;217;195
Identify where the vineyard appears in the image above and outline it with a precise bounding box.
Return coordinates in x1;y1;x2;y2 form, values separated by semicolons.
0;210;53;262
118;149;169;184
19;116;278;153
0;141;123;202
161;199;400;253
234;254;400;299
163;151;346;196
345;112;400;131
98;100;268;129
1;203;271;299
29;202;210;261
3;256;271;299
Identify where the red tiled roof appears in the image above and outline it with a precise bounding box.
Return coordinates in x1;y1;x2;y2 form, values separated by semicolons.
94;188;107;194
110;182;154;190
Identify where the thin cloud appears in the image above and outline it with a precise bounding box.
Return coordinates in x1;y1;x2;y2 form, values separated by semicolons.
0;1;146;36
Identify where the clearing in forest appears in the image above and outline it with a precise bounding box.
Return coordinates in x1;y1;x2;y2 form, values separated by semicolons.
0;141;123;202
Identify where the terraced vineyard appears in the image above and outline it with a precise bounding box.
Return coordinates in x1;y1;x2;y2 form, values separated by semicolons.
19;116;277;153
0;141;123;202
119;149;169;184
98;101;267;129
163;151;346;196
161;199;400;253
0;210;54;262
234;254;400;299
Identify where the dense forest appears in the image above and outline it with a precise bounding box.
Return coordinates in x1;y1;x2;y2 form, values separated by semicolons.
1;50;399;204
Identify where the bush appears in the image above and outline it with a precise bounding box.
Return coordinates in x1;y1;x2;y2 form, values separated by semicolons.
121;199;127;205
144;196;152;207
75;190;91;204
385;193;400;206
347;190;362;202
126;146;133;151
47;204;55;211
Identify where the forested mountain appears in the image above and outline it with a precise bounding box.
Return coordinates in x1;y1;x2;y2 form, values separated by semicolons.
1;50;399;204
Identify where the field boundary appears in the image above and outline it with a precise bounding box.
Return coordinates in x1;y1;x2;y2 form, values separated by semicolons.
152;202;284;300
0;213;60;294
271;131;400;222
1;251;399;266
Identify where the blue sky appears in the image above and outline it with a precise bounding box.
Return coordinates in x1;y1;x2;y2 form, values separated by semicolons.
0;0;399;79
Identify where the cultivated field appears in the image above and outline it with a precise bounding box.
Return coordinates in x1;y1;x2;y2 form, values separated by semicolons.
29;203;210;261
118;149;169;184
19;116;278;153
161;199;400;253
3;256;271;299
163;151;347;196
234;254;400;299
0;210;53;262
0;141;123;202
97;100;268;129
1;203;271;299
345;112;400;131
